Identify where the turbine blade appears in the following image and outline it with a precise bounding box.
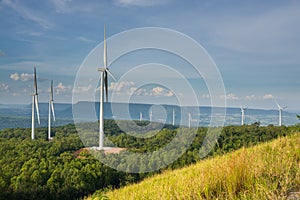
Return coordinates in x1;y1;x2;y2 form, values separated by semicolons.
35;95;40;124
51;101;55;121
106;69;117;81
104;71;108;102
103;24;107;68
274;100;280;109
34;67;38;94
50;80;53;101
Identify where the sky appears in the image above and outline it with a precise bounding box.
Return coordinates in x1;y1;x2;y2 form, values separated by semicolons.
0;0;300;112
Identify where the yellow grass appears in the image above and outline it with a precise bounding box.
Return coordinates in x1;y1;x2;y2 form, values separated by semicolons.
100;133;300;200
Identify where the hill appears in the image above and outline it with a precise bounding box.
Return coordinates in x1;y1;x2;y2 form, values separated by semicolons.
94;133;300;200
0;102;299;130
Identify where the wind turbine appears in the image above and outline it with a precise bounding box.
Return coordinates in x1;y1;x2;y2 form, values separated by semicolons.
48;80;55;140
149;108;153;122
172;108;175;126
240;106;247;125
31;67;40;140
275;100;287;126
139;112;143;122
98;25;116;150
188;112;192;128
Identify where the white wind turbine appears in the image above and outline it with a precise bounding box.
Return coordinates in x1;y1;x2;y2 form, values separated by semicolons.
275;100;287;126
139;112;143;122
240;106;247;125
98;25;116;150
188;112;192;128
48;80;55;140
31;67;40;140
172;108;175;126
149;108;153;122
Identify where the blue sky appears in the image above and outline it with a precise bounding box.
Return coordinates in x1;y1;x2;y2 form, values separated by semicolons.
0;0;300;112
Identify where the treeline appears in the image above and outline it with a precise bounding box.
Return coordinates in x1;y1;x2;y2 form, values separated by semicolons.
0;121;299;199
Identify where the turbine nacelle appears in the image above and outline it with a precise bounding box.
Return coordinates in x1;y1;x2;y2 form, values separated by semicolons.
240;106;248;112
275;100;287;110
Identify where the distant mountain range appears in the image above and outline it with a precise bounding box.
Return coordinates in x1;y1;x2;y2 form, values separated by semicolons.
0;102;298;130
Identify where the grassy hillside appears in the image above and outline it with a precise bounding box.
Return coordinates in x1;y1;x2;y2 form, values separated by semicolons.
94;133;300;200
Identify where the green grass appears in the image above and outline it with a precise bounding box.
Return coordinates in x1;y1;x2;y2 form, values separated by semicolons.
92;133;300;200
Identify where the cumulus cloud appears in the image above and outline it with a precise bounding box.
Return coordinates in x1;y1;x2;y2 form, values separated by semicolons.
10;73;19;81
109;81;174;97
109;81;135;94
150;86;174;97
55;82;72;94
245;94;256;100
73;84;92;94
20;73;33;81
263;94;274;100
221;93;239;100
10;72;33;81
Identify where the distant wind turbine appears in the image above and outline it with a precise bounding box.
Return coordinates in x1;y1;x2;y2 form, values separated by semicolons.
139;112;143;122
240;106;247;125
172;108;175;126
188;112;192;128
48;80;55;140
149;108;152;122
31;67;40;140
275;100;287;126
98;25;116;150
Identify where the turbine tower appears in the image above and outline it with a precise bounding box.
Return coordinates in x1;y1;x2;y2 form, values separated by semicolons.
98;25;116;150
31;67;40;140
139;112;143;121
240;106;247;125
48;80;55;140
188;112;192;128
275;100;287;126
172;108;175;126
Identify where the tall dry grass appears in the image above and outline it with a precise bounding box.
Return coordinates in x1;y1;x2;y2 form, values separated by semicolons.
103;133;299;200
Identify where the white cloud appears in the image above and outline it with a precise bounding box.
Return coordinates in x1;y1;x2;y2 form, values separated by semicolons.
109;81;174;97
55;82;72;94
221;93;239;100
9;72;33;81
245;95;256;100
109;81;135;94
73;84;92;94
0;83;9;91
20;73;33;81
10;73;19;81
150;86;174;97
263;94;274;100
2;0;53;29
114;0;170;7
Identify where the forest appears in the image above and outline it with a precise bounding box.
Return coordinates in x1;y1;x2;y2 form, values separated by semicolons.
0;120;299;200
